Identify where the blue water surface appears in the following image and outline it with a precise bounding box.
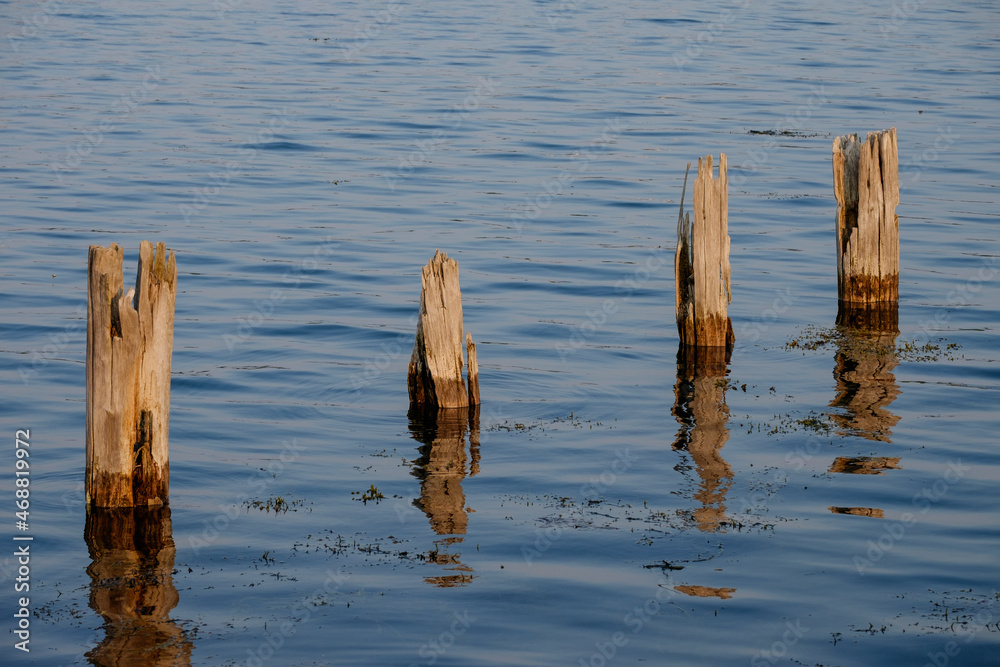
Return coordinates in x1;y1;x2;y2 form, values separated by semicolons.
1;0;998;665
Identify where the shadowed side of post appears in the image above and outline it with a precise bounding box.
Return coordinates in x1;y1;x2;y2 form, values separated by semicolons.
466;332;480;406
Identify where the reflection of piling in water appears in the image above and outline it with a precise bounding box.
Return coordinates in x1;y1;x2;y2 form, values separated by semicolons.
826;318;901;519
674;585;736;600
827;456;901;520
422;536;475;588
827;325;901;443
829;456;901;475
836;301;898;332
672;347;733;533
408;406;480;587
409;407;475;535
829;506;885;518
85;506;192;666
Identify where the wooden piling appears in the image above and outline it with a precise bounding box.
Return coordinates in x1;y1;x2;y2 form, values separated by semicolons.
466;332;480;407
407;250;479;410
832;128;899;325
86;241;176;508
675;156;735;355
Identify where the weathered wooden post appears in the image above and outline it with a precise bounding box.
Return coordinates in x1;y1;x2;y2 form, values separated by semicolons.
832;128;899;330
675;155;734;364
86;241;176;508
407;250;479;410
465;332;480;406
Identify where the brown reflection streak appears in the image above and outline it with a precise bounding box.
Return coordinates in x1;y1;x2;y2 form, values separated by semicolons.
829;506;885;518
674;585;736;600
826;304;901;521
672;346;733;533
85;506;192;666
408;406;480;587
829;303;901;442
829;456;901;475
826;457;899;518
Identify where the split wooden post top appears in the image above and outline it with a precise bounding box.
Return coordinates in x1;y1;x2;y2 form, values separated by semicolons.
675;155;735;357
408;250;479;410
832;128;899;329
86;241;176;508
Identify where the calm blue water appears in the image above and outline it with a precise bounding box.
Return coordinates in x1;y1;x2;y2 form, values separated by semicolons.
2;0;999;665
